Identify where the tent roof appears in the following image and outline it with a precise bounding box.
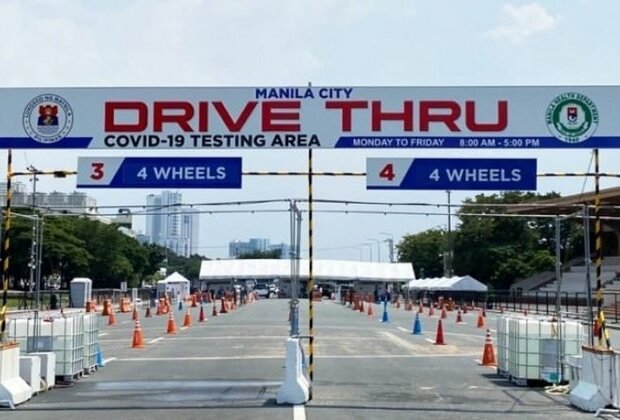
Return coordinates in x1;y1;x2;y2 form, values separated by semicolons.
408;275;487;292
199;259;414;283
158;271;190;284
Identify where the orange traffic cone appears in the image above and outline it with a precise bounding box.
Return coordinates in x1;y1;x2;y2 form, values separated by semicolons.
429;306;435;316
477;312;485;328
482;308;486;318
434;319;446;345
145;306;152;318
191;295;198;308
395;299;400;309
212;302;218;317
166;311;177;334
593;319;600;337
199;305;206;322
418;303;424;313
480;329;496;366
132;306;139;321
102;300;110;316
440;307;447;319
219;298;228;314
367;302;374;317
359;301;364;313
156;302;162;316
108;309;117;326
456;310;463;323
183;307;192;327
131;320;145;349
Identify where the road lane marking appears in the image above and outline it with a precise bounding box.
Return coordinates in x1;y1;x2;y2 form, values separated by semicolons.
114;353;480;362
98;332;109;337
397;326;410;333
147;337;164;344
103;357;117;365
380;331;425;352
425;338;435;343
294;404;306;420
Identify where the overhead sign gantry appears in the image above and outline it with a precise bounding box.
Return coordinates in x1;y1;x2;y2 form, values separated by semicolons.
0;86;613;149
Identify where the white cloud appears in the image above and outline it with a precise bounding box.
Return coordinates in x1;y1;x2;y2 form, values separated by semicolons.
485;3;559;42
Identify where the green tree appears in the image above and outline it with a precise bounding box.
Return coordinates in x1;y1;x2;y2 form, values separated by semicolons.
397;229;445;278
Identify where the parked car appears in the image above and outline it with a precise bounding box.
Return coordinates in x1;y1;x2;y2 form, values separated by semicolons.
254;283;279;298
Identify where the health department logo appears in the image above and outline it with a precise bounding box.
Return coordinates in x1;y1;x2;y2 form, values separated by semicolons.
546;92;598;143
22;94;74;143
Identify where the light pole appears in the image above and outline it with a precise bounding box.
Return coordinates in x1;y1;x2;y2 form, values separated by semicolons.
367;239;382;262
379;232;394;263
361;243;373;262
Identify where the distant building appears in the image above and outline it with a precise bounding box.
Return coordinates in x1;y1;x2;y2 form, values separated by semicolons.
229;238;290;258
145;191;199;257
0;182;97;214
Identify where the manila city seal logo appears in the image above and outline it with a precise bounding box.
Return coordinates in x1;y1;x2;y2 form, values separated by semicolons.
22;94;74;144
546;92;599;143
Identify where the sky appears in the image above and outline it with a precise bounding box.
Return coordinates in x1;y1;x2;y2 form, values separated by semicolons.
1;0;619;262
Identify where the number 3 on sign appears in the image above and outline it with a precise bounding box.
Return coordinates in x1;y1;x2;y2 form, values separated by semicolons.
379;163;395;181
90;162;104;180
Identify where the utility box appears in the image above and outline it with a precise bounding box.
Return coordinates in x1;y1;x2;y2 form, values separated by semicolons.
70;278;92;308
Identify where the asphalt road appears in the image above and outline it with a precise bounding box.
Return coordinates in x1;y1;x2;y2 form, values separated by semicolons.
8;298;596;419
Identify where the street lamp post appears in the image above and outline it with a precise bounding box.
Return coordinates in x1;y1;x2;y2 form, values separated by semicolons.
362;243;373;262
379;232;395;263
367;239;382;262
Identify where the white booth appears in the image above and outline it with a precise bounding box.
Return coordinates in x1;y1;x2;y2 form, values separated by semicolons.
157;272;191;299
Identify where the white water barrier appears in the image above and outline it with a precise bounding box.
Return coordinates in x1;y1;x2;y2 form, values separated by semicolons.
276;337;309;405
0;342;32;408
569;346;614;412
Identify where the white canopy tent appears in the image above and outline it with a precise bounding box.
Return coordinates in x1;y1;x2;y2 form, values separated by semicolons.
157;271;191;298
199;259;414;283
408;275;487;292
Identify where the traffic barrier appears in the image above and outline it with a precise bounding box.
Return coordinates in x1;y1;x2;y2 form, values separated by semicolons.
183;308;192;328
0;342;32;408
480;329;496;366
434;319;445;345
477;312;485;328
107;308;117;326
570;346;614;412
412;313;422;335
166;311;177;334
145;306;152;318
102;299;111;316
131;320;145;349
199;305;206;322
456;310;463;324
219;298;228;314
276;338;309;404
120;298;131;313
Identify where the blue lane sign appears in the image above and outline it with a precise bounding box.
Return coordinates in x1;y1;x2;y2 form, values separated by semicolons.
77;157;242;188
367;158;537;191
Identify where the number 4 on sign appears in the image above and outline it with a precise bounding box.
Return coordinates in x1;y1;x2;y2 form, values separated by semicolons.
379;164;395;181
429;169;440;181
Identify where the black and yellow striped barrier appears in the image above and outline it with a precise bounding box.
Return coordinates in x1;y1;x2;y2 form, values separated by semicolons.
0;151;12;342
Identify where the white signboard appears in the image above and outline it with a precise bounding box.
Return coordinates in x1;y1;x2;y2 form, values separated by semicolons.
0;87;617;149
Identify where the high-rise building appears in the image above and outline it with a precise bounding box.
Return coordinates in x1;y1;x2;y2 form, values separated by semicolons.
229;238;290;258
145;191;199;257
